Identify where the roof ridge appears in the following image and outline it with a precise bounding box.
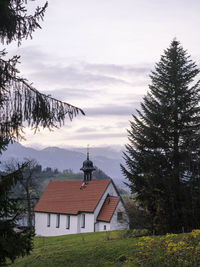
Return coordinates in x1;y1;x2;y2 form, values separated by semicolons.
49;179;111;183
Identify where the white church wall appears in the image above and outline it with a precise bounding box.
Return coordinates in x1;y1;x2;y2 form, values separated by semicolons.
94;221;99;232
77;213;80;234
35;212;78;236
110;201;129;231
97;222;111;232
79;213;95;233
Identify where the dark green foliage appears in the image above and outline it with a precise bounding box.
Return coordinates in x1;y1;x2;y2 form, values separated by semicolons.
124;200;151;230
121;40;200;234
0;220;33;265
0;162;34;265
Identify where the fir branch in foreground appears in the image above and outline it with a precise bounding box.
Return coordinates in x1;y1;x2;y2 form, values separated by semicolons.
0;51;85;140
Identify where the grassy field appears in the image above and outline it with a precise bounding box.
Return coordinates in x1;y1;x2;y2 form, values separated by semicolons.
8;229;200;267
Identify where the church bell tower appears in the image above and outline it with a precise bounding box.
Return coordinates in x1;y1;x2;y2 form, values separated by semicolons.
80;147;95;181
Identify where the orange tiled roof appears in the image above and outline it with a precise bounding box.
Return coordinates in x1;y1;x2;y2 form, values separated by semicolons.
34;180;111;215
97;196;120;222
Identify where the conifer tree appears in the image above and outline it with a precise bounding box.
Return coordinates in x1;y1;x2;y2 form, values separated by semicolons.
121;40;200;234
0;1;84;265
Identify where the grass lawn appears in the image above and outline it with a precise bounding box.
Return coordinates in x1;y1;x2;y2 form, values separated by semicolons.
8;229;200;267
9;231;138;267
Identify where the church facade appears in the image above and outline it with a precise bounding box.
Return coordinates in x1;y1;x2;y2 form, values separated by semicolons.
34;153;129;236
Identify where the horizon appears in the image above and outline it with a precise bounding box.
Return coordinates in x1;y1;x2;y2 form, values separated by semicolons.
9;141;124;154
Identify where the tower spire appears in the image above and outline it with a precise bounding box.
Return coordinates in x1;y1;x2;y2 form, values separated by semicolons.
87;144;89;160
80;146;95;182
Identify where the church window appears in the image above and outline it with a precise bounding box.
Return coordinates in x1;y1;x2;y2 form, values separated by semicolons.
47;213;51;227
81;214;85;228
66;215;70;229
117;212;123;221
56;214;60;228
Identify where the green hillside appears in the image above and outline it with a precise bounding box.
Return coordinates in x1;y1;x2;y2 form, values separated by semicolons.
8;229;200;266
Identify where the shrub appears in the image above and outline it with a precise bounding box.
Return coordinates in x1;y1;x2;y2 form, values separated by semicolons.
127;229;200;266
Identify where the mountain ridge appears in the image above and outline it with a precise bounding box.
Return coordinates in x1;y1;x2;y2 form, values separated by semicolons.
0;142;126;187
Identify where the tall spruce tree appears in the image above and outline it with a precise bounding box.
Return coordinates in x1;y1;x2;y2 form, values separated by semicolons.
121;40;200;234
0;1;84;265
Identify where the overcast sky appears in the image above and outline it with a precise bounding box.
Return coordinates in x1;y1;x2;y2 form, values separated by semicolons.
6;0;200;149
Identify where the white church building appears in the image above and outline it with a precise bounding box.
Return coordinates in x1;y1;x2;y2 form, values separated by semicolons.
34;153;129;236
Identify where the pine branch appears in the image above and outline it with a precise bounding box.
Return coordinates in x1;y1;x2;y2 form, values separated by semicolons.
0;51;85;140
0;0;48;45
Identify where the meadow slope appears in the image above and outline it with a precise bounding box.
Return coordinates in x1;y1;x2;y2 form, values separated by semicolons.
9;230;200;267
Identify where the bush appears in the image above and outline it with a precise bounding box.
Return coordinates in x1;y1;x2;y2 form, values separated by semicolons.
127;229;200;266
124;229;149;238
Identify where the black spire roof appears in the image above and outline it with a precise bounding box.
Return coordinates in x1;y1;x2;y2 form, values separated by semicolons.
80;149;95;181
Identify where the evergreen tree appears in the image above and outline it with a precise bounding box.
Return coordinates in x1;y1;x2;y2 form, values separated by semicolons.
0;1;84;265
121;40;200;234
0;162;33;266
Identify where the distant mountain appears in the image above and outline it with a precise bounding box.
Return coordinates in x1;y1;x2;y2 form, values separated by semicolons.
0;143;126;187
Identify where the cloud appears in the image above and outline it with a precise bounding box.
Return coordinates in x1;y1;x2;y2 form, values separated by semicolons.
115;121;131;128
74;122;131;134
84;63;151;77
84;102;141;117
9;46;50;71
30;64;132;89
75;127;96;133
10;46;151;90
8;46;148;132
69;132;126;140
42;88;100;101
